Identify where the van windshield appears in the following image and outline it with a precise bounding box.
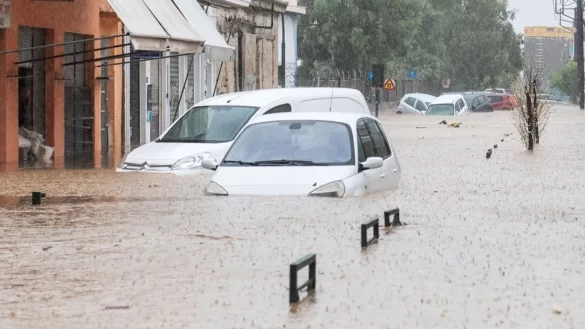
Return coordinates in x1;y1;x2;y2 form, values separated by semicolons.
426;104;454;116
158;106;259;143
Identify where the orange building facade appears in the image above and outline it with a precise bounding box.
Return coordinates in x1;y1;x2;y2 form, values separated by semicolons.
0;0;123;170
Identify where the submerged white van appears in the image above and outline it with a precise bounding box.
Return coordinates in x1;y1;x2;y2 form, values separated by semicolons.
116;88;371;175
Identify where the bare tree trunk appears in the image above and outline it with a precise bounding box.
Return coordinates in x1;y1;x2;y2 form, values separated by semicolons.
533;79;539;144
526;88;534;151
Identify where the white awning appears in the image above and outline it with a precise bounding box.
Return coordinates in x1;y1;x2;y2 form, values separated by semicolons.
173;0;234;61
142;0;204;53
106;0;203;53
201;0;251;8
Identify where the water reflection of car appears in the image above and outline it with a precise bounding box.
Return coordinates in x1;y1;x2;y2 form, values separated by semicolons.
116;88;371;175
396;93;437;115
426;94;469;116
202;112;401;197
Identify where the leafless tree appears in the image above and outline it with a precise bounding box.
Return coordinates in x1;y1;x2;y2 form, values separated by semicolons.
510;60;551;150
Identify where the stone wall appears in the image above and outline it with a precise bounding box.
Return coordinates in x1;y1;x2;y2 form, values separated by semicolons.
214;0;286;95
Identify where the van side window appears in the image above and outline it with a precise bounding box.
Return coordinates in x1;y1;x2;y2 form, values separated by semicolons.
264;104;292;115
357;119;376;162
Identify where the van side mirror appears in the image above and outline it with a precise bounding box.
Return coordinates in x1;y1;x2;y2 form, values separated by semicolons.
201;158;219;171
359;157;383;172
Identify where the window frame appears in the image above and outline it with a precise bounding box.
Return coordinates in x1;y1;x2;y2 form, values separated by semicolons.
363;118;392;159
356;119;377;162
263;103;292;115
458;98;466;109
414;99;427;112
405;97;416;107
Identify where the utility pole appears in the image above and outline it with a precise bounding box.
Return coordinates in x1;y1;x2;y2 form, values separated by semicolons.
576;0;584;109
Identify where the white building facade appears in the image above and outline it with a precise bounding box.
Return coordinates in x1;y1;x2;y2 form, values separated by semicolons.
108;0;303;152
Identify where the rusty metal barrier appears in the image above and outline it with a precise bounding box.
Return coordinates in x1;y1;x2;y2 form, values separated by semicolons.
384;208;401;227
361;217;380;248
289;253;317;304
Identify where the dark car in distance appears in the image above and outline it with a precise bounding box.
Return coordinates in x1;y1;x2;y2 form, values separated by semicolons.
442;91;494;112
461;92;494;112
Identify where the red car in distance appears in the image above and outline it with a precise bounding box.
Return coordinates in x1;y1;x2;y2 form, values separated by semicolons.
487;93;517;111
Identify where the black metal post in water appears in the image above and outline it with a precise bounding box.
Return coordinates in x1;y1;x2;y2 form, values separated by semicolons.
289;254;317;304
32;192;46;205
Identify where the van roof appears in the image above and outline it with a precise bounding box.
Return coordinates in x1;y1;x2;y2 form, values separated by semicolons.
403;93;437;102
195;88;366;108
431;94;461;105
246;111;374;126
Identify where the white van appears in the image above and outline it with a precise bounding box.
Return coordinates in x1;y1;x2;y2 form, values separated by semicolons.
426;94;469;116
116;88;371;174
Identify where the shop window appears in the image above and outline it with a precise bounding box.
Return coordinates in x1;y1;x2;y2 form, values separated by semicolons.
18;26;46;137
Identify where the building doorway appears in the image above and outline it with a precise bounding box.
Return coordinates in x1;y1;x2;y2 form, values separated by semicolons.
18;27;46;136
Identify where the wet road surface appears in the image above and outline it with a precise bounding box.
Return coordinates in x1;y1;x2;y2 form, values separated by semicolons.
1;106;585;328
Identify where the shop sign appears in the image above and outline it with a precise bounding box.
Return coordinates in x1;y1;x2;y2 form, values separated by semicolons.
0;0;10;29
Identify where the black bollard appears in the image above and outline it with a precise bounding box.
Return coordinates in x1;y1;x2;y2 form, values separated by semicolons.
501;139;504;142
486;149;492;159
32;192;46;205
494;144;498;149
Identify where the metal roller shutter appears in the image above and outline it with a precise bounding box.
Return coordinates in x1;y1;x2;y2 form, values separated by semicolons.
150;59;161;141
169;52;180;122
64;32;94;167
187;55;195;108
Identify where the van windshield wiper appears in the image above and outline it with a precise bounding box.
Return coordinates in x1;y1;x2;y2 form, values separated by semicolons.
222;160;259;166
253;160;330;166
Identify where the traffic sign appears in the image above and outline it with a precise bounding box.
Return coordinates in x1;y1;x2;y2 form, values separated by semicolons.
368;71;374;81
408;70;417;79
383;78;396;91
441;78;451;89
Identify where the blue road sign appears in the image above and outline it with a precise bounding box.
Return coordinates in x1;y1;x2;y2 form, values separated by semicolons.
368;71;374;81
408;70;417;79
132;50;162;60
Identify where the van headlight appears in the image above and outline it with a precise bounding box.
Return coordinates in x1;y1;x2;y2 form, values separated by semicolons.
172;153;211;170
206;181;228;196
309;181;345;197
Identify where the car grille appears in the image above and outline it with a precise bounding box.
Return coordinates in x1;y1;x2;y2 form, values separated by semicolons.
122;162;172;171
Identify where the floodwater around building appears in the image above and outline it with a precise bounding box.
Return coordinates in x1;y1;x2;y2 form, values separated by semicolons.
2;106;585;329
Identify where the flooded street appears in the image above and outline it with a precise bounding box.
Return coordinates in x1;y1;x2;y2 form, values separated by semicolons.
2;106;585;329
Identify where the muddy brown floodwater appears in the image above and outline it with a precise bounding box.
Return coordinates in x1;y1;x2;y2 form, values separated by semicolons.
2;106;585;329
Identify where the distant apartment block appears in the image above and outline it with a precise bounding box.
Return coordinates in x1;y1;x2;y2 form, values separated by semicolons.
523;26;574;91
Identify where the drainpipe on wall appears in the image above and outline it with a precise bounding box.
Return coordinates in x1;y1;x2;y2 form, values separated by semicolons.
123;27;131;154
281;13;286;88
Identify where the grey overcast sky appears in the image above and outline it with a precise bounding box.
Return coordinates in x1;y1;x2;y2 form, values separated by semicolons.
508;0;560;33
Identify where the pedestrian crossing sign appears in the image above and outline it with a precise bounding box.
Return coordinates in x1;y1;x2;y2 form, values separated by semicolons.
383;79;396;91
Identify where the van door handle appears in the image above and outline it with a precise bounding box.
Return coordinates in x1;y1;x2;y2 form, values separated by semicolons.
392;168;398;173
380;173;386;178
